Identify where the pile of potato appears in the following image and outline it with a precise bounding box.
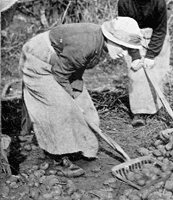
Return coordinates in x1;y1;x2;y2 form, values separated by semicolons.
125;163;171;187
137;129;173;162
119;173;173;200
118;164;173;199
152;129;173;163
19;134;37;156
1;161;86;200
118;129;173;200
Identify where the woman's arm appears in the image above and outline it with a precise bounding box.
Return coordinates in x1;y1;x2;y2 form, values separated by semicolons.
145;0;167;59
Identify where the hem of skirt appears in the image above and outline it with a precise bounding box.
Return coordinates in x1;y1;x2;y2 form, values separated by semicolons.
131;107;162;115
38;145;98;158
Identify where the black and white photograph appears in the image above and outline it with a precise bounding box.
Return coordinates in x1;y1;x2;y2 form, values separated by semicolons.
1;0;173;199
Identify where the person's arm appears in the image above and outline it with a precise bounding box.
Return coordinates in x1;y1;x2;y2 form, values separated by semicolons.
70;68;85;92
51;52;75;97
128;48;143;71
52;63;73;97
128;49;141;61
145;1;167;59
118;0;142;63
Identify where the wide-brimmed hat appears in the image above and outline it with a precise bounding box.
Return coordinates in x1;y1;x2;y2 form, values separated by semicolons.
1;0;18;12
101;17;142;49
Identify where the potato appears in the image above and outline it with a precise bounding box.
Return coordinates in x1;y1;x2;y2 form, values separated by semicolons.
160;129;173;139
32;165;39;170
40;162;49;170
165;180;173;191
51;185;62;197
165;170;172;176
165;142;173;151
137;147;150;156
134;173;143;181
123;189;133;196
142;167;151;177
149;166;157;172
150;174;158;181
160;171;171;179
42;193;53;199
165;151;171;157
136;179;146;186
63;168;85;177
155;181;164;189
170;150;173;157
119;195;129;200
48;169;57;175
143;164;152;169
148;194;163;200
151;167;161;176
29;187;40;199
157;144;165;150
154;139;162;147
141;188;150;199
157;146;166;156
47;178;60;187
34;170;45;177
170;135;173;142
153;150;162;157
159;131;167;141
161;164;170;172
142;165;158;177
163;191;173;200
145;179;152;186
126;171;135;182
157;156;164;161
23;144;32;151
128;193;141;200
163;158;170;165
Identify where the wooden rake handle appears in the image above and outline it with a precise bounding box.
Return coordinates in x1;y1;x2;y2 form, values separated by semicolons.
73;97;130;161
84;116;131;161
144;68;173;120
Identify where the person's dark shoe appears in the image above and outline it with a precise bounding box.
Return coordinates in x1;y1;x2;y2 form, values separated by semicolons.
131;114;146;127
56;157;85;177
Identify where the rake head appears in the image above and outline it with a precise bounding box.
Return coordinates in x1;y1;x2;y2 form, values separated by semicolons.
111;155;158;190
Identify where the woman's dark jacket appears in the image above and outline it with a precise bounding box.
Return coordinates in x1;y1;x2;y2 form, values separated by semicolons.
118;0;167;60
49;23;106;96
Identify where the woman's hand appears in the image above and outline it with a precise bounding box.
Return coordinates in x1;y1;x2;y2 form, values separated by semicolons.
131;59;143;71
143;58;155;69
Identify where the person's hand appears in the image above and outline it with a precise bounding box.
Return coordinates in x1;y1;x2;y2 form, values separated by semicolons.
131;59;143;71
143;58;155;69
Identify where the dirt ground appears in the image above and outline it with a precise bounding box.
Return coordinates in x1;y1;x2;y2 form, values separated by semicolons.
1;6;173;198
1;55;173;199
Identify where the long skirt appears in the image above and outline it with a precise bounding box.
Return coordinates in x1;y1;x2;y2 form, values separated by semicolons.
19;31;99;158
125;28;171;114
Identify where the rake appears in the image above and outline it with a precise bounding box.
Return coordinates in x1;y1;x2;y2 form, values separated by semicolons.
84;116;163;190
84;115;131;161
110;67;173;189
111;155;171;190
78;67;173;189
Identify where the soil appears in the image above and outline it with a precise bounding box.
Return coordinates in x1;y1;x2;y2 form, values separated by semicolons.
1;6;173;199
1;56;173;199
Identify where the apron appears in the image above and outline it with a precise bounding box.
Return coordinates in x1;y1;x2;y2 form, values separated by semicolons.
19;31;99;158
126;28;170;114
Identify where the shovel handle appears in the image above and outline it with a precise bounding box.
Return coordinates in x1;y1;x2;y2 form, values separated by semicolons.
73;97;131;161
144;68;173;120
85;116;131;161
